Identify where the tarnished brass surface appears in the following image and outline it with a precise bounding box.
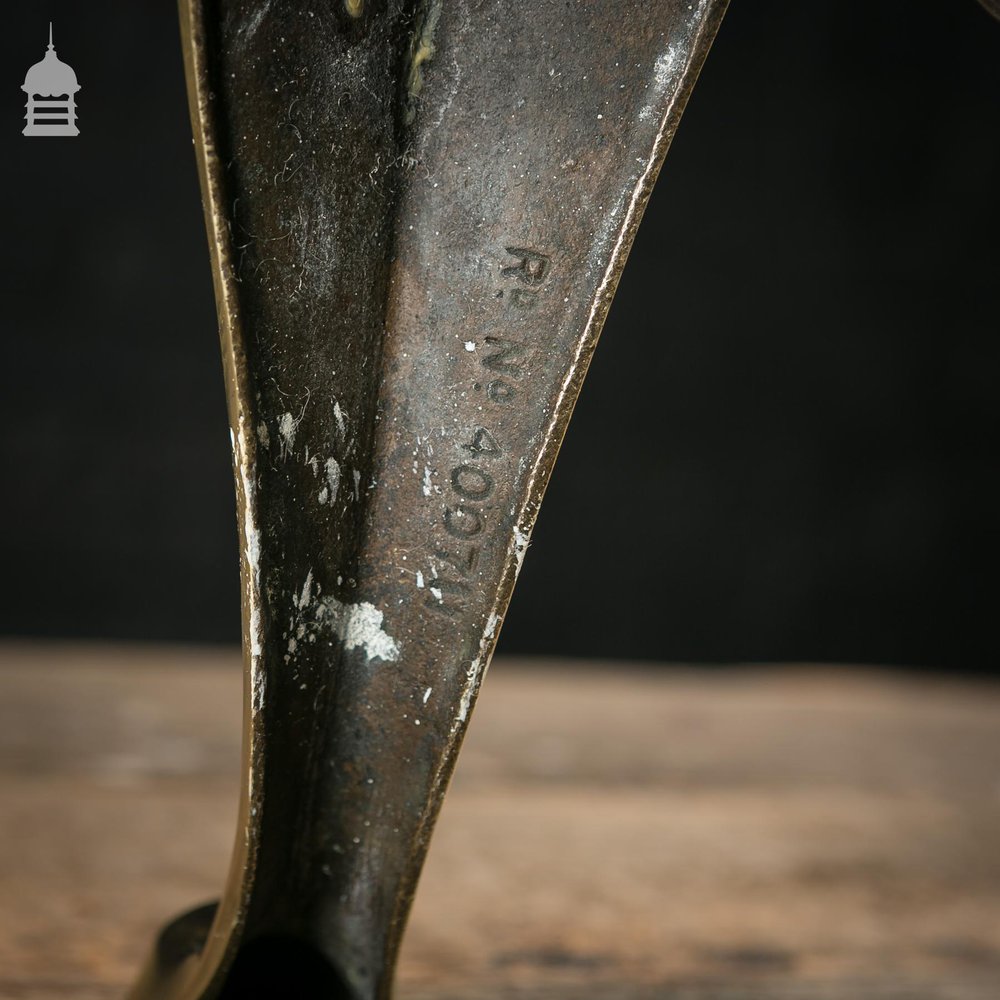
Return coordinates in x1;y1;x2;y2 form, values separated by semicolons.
132;2;728;998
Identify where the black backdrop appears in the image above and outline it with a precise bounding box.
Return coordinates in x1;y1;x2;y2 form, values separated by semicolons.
2;2;998;671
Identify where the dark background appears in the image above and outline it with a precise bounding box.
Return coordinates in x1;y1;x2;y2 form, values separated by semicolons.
1;2;998;671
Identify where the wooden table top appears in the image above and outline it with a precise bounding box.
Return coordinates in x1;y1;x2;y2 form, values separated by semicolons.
0;642;998;999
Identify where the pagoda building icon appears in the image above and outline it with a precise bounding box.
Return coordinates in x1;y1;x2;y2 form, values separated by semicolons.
22;24;80;137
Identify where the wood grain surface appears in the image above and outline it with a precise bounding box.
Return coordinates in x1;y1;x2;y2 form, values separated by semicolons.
0;642;998;999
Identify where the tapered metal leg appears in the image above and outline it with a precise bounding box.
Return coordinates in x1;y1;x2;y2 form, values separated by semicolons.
130;2;728;997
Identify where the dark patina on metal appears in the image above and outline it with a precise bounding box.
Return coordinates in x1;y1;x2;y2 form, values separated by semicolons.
131;2;728;997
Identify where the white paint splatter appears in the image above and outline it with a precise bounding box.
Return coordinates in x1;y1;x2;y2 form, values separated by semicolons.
422;686;432;704
464;341;476;352
324;457;341;506
422;466;434;497
484;612;500;639
429;586;443;601
232;417;265;713
298;569;313;610
333;400;347;439
251;668;266;717
453;598;508;730
277;411;298;460
639;46;681;123
317;595;400;662
513;525;532;576
415;570;424;589
456;656;481;724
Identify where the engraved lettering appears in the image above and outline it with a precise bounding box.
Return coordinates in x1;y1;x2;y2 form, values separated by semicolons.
463;427;501;457
502;247;550;285
487;379;516;403
509;287;539;310
444;504;484;539
433;544;480;575
450;463;494;501
426;576;471;617
481;336;528;378
423;241;555;618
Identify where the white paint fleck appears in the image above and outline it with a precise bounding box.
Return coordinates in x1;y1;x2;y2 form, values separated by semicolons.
422;466;434;497
298;569;314;610
484;612;500;639
456;657;481;724
333;400;347;439
232;417;265;713
464;340;476;352
453;609;507;729
429;586;443;601
640;46;681;123
317;595;400;662
513;525;532;575
415;570;424;589
277;411;299;460
422;686;432;704
323;457;341;506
